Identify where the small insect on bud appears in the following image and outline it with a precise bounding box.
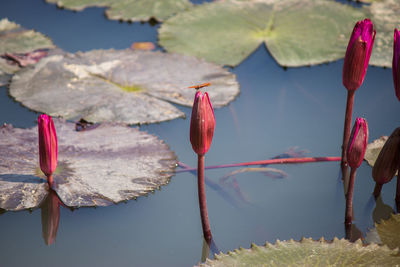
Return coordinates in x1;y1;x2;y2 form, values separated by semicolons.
372;127;400;185
347;117;369;169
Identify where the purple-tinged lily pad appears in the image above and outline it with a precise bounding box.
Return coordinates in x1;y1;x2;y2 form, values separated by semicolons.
0;119;177;211
10;49;239;125
0;18;55;85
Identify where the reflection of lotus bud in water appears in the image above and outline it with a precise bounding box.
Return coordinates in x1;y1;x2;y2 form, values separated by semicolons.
38;114;57;185
343;19;375;91
41;189;61;245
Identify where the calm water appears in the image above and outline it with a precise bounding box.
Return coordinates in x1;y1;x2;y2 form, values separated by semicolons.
0;1;399;266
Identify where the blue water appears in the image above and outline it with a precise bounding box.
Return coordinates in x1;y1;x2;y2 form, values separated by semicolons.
0;1;399;266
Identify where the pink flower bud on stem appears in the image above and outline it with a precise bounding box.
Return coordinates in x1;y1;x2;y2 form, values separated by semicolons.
345;118;368;225
190;86;215;244
341;19;375;178
38;114;58;187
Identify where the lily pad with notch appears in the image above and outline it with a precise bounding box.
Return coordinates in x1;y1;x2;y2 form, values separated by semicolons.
198;238;399;266
159;0;365;67
10;49;239;125
0;18;55;85
0;119;177;211
45;0;192;22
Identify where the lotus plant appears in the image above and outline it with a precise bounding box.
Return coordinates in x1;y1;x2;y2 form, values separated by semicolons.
190;83;215;244
372;128;400;206
38;114;57;187
345;118;368;225
393;28;400;101
341;19;375;177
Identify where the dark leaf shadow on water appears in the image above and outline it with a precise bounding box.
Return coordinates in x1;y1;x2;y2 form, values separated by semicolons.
0;174;45;184
345;223;364;243
372;196;394;224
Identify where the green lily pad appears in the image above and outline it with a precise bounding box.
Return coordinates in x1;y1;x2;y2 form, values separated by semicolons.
0;18;54;79
0;119;177;211
10;49;239;125
159;0;365;67
363;0;400;67
376;214;400;250
198;238;399;267
45;0;192;22
364;136;388;167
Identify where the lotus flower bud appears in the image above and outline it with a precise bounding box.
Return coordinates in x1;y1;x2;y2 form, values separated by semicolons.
372;128;400;185
38;114;58;177
190;91;215;155
393;29;400;101
347;117;368;169
343;19;376;91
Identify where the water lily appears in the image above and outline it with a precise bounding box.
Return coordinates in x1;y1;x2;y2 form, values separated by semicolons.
393;28;400;101
341;19;375;178
190;85;215;244
345;118;368;225
38;114;58;186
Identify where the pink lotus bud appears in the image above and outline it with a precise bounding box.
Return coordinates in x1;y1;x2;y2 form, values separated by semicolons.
343;19;376;91
372;127;400;185
190;91;215;155
393;29;400;101
347;117;368;169
38;114;58;177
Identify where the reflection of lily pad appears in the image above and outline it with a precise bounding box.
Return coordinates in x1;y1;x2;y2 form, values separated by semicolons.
199;238;399;266
376;214;400;250
45;0;192;22
10;49;239;125
364;0;400;67
0;119;177;211
0;18;54;85
159;0;364;67
364;136;388;167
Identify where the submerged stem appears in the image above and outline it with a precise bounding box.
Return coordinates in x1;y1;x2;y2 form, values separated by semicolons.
176;156;341;173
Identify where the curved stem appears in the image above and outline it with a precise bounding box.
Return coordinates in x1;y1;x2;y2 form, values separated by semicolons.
198;154;212;244
345;167;357;225
176;157;341;173
341;90;355;178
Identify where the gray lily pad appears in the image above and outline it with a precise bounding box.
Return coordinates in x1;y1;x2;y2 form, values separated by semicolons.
45;0;192;22
364;136;388;167
159;0;365;67
0;119;177;211
363;0;400;67
198;238;399;267
0;18;54;76
10;49;239;125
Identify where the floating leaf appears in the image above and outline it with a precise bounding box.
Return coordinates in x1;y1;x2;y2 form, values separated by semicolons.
10;49;239;125
376;214;400;250
198;238;399;267
45;0;192;22
159;0;365;67
364;136;388;167
0;119;177;211
0;18;54;76
364;0;400;67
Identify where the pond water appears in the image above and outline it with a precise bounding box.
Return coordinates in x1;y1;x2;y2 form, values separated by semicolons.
0;0;399;266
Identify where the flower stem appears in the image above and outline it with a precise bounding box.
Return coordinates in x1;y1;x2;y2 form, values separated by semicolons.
47;174;54;188
396;175;400;208
198;154;212;244
373;183;383;199
176;157;341;173
345;167;357;225
341;90;355;178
